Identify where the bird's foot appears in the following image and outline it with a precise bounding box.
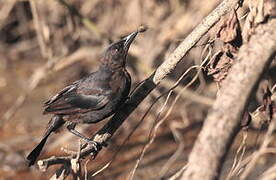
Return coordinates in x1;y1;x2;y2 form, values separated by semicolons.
85;140;102;159
86;140;98;150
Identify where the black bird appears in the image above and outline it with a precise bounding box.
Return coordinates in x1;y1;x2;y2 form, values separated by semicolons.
27;29;144;166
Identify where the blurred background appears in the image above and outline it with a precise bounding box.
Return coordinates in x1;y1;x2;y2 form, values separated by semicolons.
0;0;275;179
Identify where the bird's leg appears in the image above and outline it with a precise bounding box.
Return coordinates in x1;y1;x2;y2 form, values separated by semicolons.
66;123;99;151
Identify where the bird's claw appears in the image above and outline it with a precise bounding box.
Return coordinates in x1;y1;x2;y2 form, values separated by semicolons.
85;141;101;159
87;140;99;150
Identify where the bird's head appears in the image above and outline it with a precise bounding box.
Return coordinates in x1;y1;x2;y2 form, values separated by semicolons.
100;28;144;69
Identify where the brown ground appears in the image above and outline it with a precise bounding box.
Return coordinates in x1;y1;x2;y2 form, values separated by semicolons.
0;0;275;180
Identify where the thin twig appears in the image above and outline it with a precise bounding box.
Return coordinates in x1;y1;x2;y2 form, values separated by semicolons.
168;165;188;180
226;131;248;180
240;118;276;179
182;17;276;180
38;0;241;175
129;56;209;179
29;0;50;58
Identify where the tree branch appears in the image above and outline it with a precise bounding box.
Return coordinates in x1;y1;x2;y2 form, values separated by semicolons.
38;0;241;174
88;0;241;153
181;18;276;180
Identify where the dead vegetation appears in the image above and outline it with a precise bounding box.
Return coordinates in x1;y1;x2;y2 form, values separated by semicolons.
0;0;275;180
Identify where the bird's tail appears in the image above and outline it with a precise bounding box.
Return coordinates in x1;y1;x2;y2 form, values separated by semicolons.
27;115;65;166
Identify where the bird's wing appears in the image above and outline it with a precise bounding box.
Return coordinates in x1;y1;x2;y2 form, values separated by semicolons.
43;81;111;115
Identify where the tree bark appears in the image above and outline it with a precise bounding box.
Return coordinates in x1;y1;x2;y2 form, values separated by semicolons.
93;0;241;149
39;0;242;174
181;18;276;180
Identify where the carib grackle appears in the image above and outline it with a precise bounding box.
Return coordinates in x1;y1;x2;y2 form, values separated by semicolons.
27;27;146;166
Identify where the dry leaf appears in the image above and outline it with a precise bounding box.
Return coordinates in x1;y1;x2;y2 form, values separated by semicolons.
250;81;275;129
217;9;240;43
207;51;234;83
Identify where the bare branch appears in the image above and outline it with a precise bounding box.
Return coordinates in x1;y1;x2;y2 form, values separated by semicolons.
240;117;276;179
29;0;51;58
38;0;241;175
89;0;241;153
182;18;276;180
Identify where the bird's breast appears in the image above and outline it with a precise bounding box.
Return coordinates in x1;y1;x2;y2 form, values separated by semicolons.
109;69;131;93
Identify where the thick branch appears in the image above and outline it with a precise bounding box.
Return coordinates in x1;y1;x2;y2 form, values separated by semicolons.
92;0;240;147
39;0;240;169
181;18;276;180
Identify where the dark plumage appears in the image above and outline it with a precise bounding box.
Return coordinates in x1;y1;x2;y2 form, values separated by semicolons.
27;30;142;166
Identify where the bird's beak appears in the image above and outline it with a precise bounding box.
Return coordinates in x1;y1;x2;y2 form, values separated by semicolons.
123;31;138;51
